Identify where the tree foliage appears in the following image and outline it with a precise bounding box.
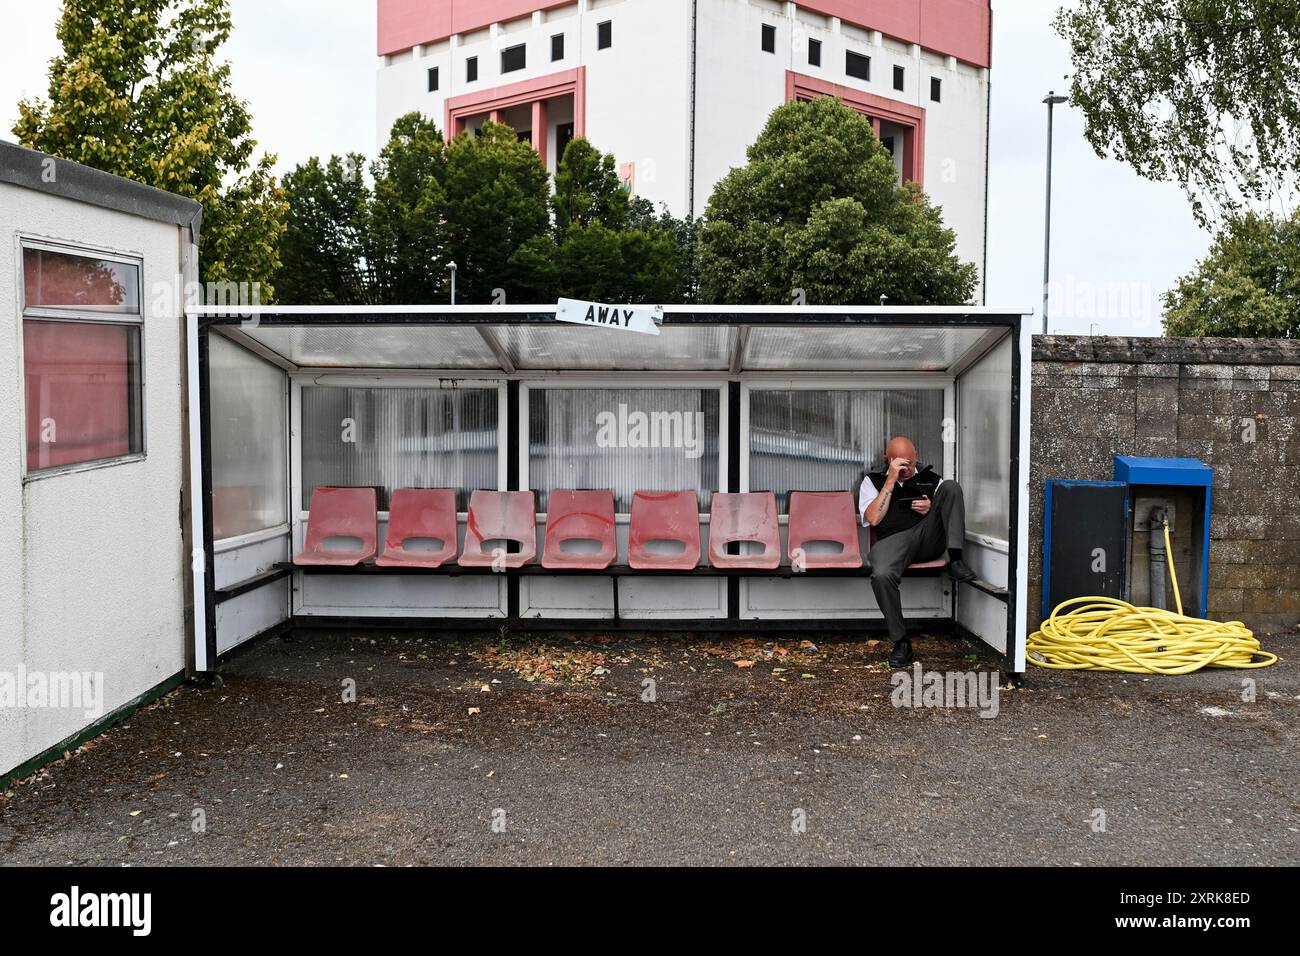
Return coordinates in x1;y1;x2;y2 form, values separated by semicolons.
696;96;977;305
274;155;371;305
442;121;554;303
1163;210;1300;337
14;0;286;295
1055;0;1300;226
275;117;691;305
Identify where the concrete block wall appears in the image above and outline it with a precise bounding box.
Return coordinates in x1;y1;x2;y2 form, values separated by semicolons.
1030;336;1300;635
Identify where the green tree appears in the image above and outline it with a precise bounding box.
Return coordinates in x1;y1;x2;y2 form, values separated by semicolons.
696;97;977;305
274;155;371;305
274;119;693;305
1056;0;1300;225
443;120;553;303
552;137;629;232
549;138;690;302
14;0;286;296
368;112;449;303
1163;211;1300;337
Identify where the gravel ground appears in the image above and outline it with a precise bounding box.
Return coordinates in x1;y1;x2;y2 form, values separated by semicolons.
1;626;1296;866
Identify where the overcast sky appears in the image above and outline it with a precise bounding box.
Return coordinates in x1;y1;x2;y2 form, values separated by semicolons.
1;0;1209;334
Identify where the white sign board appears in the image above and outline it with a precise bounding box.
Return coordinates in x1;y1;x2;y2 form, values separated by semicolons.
554;297;662;336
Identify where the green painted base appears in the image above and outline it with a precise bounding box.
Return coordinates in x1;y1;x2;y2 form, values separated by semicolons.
2;670;187;789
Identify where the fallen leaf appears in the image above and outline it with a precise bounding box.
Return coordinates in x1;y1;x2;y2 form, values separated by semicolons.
468;707;481;716
129;810;142;817
734;660;756;669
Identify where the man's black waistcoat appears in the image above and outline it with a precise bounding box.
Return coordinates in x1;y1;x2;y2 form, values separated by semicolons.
866;465;941;541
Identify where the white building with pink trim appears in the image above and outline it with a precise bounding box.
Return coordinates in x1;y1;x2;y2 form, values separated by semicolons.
376;0;992;290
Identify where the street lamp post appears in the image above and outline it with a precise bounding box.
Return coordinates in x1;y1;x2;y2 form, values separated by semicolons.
1042;91;1068;335
449;260;457;305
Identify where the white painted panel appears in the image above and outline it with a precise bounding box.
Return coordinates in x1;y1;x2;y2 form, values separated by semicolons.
297;573;505;617
214;530;291;655
962;537;1007;589
617;578;728;619
522;576;616;618
216;584;287;655
956;584;1006;654
743;576;948;620
214;532;289;590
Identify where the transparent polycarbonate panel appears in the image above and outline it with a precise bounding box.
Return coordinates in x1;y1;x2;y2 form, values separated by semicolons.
499;325;734;370
238;325;500;369
527;387;721;512
210;335;288;539
743;325;992;371
301;385;498;511
957;335;1012;541
749;388;946;512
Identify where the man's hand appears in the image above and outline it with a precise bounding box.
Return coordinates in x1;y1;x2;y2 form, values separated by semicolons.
910;496;931;516
887;456;910;484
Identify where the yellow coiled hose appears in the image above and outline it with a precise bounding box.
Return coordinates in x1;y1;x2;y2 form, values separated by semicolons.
1028;523;1277;673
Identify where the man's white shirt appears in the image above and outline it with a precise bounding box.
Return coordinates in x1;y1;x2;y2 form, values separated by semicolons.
858;472;944;527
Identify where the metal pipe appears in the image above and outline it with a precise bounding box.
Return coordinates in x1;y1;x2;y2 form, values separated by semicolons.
1149;506;1167;611
1041;91;1068;334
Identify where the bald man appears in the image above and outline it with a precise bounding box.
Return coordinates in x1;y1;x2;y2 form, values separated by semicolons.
859;436;976;667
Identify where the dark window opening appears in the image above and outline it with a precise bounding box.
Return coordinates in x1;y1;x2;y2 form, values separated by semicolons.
882;136;895;156
551;33;564;61
808;38;821;66
466;56;478;82
846;50;870;81
597;20;612;50
893;65;905;91
427;66;439;92
501;44;526;73
556;122;575;162
931;77;942;102
761;24;776;54
517;129;532;145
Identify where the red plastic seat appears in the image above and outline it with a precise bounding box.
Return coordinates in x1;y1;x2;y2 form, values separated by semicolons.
458;490;536;567
787;491;863;569
628;491;701;570
376;488;458;568
708;492;781;570
294;487;377;566
542;489;617;569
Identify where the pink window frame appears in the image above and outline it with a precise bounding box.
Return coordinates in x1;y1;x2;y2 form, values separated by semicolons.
445;66;586;170
785;71;926;187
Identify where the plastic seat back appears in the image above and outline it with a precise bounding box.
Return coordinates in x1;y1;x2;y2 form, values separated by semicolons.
787;491;863;569
458;490;536;567
376;488;458;568
627;491;701;570
542;489;617;569
708;492;781;569
294;487;377;566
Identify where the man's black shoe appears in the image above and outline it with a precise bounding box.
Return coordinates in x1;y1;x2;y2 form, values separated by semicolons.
888;638;914;668
949;558;977;584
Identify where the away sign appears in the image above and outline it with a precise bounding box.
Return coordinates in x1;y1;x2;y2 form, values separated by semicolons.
554;297;662;336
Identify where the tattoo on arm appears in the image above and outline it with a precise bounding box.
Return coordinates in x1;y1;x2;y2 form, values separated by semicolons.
867;487;891;524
